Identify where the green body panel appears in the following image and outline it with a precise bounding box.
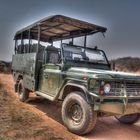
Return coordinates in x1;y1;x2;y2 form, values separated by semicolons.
12;53;36;75
38;66;140;95
39;64;61;96
67;67;140;80
12;53;36;91
67;67;140;115
12;51;140;116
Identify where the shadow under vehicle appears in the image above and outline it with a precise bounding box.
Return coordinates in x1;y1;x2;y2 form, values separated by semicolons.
12;15;140;135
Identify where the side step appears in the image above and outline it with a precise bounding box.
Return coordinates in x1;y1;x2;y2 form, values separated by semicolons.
35;91;55;101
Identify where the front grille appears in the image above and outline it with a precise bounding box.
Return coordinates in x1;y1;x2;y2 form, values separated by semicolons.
105;81;140;97
126;82;140;96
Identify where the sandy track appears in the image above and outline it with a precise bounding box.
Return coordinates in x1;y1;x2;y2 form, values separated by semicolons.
1;74;140;140
28;98;140;140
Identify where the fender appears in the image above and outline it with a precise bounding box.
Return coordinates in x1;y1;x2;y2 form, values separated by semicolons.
12;71;23;82
59;80;93;104
12;71;35;92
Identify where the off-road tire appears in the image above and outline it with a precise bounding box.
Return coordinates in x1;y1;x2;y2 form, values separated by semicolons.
62;92;97;135
115;113;140;124
18;79;29;102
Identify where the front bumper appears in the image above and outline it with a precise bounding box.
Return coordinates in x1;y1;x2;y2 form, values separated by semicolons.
94;102;140;115
89;92;140;115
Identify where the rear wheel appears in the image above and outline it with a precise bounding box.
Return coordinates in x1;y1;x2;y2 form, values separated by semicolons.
115;114;139;124
62;92;97;135
18;80;29;102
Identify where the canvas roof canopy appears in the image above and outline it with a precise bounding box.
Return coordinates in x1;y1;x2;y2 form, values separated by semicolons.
14;15;107;43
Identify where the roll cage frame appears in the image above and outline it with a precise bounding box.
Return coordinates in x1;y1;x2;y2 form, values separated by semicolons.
14;15;107;55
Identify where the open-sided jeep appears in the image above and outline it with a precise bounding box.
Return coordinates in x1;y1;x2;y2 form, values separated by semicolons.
12;15;140;135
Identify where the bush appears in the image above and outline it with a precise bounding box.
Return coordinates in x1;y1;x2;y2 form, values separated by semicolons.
111;57;140;72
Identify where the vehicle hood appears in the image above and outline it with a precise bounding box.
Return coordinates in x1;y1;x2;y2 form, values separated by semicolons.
68;67;140;80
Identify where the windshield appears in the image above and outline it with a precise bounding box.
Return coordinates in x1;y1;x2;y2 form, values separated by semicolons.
62;44;108;65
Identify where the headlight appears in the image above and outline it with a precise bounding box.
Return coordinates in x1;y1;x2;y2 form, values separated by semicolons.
104;83;111;94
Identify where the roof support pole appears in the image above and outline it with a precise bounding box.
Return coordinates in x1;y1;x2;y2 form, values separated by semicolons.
61;39;62;45
28;29;31;53
21;33;23;53
14;40;17;54
60;39;64;65
21;33;23;46
37;25;41;53
84;35;87;48
71;37;74;44
35;25;41;89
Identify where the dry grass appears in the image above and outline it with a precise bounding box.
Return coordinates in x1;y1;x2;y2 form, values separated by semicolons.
0;74;63;140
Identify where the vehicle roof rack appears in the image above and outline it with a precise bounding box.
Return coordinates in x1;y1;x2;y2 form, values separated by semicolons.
14;15;107;43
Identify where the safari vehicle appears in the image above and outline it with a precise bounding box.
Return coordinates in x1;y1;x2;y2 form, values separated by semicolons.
12;15;140;135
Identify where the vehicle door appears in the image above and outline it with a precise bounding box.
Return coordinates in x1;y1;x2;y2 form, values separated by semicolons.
39;46;62;97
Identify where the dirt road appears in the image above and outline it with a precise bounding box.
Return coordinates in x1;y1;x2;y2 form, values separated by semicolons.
1;74;140;140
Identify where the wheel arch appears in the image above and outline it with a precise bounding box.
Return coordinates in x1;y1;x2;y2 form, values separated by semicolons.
13;72;23;83
59;81;93;104
13;72;23;92
13;72;35;92
17;74;23;80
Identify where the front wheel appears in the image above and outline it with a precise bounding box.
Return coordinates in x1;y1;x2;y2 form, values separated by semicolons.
62;92;97;135
18;79;30;102
115;114;140;124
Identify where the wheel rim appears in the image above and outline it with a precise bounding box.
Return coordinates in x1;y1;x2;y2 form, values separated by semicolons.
68;103;83;124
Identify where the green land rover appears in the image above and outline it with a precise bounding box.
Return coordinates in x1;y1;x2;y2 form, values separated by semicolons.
12;15;140;135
